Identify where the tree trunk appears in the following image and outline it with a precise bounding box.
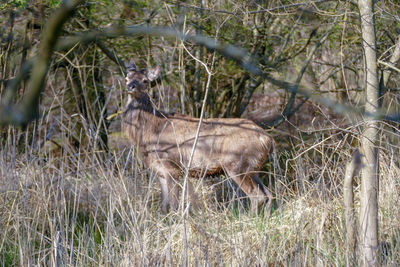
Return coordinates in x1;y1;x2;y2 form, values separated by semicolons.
358;0;380;266
344;150;362;266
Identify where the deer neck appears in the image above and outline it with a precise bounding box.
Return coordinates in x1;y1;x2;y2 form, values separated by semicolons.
123;94;164;145
126;94;156;113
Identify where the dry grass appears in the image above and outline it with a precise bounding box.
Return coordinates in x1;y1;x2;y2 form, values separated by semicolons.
0;59;399;266
1;119;400;266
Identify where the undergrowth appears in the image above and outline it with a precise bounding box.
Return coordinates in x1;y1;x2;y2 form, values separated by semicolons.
1;122;399;266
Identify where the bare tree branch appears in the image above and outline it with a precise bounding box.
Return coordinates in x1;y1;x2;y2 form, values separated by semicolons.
269;26;332;127
0;0;84;126
54;25;392;121
172;0;333;15
95;40;127;75
2;21;400;126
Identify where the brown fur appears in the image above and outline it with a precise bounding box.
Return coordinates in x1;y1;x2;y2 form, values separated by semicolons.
123;62;274;213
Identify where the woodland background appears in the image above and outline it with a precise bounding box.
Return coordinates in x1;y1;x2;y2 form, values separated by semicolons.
0;0;400;265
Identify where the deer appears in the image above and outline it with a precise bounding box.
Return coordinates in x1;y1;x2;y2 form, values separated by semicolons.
123;60;275;213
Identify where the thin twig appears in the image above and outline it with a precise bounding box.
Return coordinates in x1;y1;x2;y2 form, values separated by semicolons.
180;43;216;216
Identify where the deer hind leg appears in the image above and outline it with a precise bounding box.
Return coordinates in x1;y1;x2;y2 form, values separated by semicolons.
226;169;271;213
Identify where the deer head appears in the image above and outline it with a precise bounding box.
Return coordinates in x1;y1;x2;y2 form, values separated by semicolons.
125;60;161;99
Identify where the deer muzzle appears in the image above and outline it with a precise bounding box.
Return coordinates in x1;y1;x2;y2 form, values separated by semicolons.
127;80;141;96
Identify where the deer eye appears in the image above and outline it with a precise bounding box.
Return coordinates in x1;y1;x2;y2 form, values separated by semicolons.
143;80;149;84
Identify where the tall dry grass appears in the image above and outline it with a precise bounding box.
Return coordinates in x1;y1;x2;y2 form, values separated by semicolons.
0;64;399;267
1;112;400;266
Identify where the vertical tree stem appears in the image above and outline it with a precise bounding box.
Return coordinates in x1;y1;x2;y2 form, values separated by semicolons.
358;0;380;265
344;150;361;266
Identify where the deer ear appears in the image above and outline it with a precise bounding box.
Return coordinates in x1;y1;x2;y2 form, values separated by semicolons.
147;65;161;81
126;59;137;71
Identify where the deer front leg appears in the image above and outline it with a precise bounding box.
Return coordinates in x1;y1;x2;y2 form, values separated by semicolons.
159;176;179;213
152;161;180;213
252;174;273;214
